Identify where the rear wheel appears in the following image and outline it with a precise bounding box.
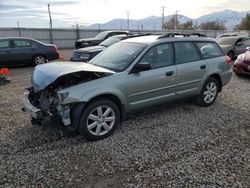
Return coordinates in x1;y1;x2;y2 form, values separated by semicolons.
78;99;120;141
196;77;219;107
33;55;47;66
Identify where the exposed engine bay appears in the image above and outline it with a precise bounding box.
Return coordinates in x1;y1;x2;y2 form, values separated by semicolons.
46;71;108;90
27;70;111;126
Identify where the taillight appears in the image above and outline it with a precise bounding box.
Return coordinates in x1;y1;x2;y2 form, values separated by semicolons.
226;55;231;64
53;46;58;52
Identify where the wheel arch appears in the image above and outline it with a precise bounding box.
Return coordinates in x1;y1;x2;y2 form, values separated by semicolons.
32;53;47;59
87;94;127;121
209;74;222;92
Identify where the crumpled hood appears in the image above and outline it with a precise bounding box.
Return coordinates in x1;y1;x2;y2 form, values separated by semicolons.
32;62;115;91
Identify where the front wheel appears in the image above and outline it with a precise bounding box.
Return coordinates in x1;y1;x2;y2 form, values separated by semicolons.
196;77;219;107
78;99;120;141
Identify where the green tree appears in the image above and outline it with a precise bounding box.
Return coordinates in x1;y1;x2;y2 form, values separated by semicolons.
200;21;226;30
163;16;178;30
235;14;250;30
179;21;196;30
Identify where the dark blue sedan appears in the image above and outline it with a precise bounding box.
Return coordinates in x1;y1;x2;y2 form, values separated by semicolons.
0;37;60;67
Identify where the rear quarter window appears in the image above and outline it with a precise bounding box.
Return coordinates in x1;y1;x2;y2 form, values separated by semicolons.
195;42;224;59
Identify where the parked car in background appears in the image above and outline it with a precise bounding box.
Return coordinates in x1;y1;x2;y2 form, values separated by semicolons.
75;30;129;49
233;47;250;76
216;36;249;59
71;34;150;62
215;32;249;40
23;33;232;141
0;37;60;67
71;35;129;62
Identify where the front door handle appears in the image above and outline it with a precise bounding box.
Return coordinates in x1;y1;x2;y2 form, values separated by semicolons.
166;71;174;76
200;65;206;69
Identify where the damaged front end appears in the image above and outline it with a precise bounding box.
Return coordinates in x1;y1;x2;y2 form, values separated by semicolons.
22;62;115;127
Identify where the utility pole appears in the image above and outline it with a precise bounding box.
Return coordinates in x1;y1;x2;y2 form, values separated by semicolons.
76;24;80;40
17;21;21;37
48;4;53;44
161;5;166;31
175;10;180;30
126;11;130;31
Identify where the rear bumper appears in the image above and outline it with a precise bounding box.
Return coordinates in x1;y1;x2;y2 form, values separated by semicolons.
22;92;43;119
221;69;232;86
233;65;250;76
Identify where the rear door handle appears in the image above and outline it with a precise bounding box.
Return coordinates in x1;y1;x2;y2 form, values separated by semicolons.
166;71;174;76
200;65;206;69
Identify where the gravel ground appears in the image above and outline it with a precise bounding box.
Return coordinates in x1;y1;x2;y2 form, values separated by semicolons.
0;62;249;187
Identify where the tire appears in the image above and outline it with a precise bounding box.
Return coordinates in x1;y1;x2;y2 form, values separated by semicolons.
78;99;120;141
196;77;219;107
33;55;47;66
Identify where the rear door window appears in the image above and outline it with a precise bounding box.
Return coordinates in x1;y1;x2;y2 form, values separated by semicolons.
13;40;32;48
0;40;10;49
195;42;224;59
174;42;200;64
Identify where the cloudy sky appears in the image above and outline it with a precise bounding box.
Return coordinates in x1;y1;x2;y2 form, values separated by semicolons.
0;0;249;28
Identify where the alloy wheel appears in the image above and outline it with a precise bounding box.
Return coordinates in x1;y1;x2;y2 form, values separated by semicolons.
203;82;217;104
87;105;115;136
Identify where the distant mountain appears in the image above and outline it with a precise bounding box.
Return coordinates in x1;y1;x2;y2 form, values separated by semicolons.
88;15;192;31
88;9;249;31
194;9;248;30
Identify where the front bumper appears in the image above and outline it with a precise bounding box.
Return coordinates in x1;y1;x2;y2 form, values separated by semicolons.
22;91;72;126
22;92;43;119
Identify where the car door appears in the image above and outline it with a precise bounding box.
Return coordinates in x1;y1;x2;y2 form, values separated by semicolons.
10;39;36;63
126;43;177;111
174;42;207;98
235;38;250;55
0;39;12;66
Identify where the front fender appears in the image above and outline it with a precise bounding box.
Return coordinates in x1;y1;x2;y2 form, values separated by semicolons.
78;88;128;109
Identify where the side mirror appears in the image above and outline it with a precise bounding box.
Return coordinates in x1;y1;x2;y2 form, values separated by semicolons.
131;62;151;73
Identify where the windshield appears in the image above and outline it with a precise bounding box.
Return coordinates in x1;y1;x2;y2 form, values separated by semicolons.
89;42;147;72
95;31;110;39
100;35;125;47
217;37;238;45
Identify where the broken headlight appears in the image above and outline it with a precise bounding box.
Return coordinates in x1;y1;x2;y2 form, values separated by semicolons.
58;92;69;103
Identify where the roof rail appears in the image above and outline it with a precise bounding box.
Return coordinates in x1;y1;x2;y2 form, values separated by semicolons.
158;32;207;39
126;33;157;39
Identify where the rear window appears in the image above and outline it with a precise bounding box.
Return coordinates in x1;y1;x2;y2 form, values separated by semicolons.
195;42;224;58
13;40;32;48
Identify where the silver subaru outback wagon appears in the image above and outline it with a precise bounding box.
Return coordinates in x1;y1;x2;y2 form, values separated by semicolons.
23;33;232;140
